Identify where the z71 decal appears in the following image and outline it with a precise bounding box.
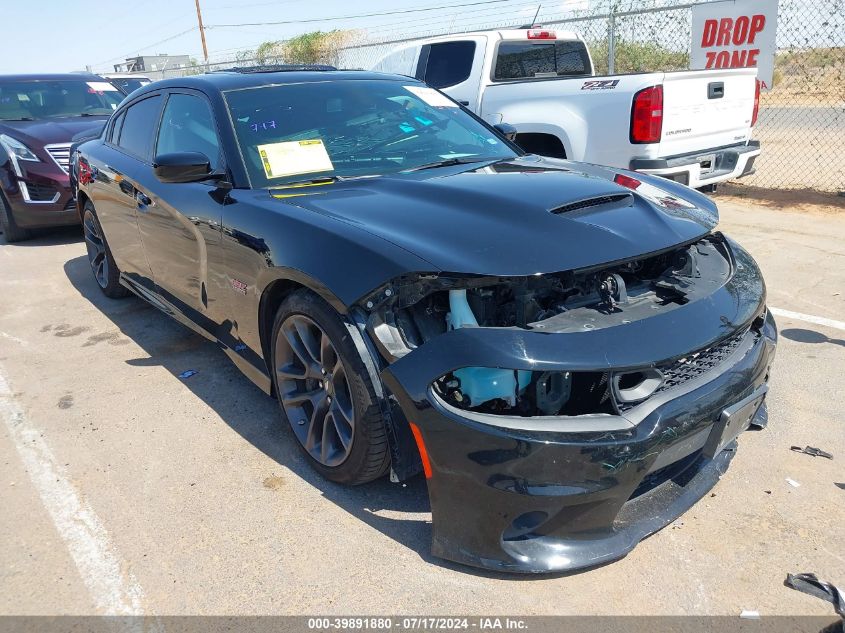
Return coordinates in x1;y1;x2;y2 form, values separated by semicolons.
581;79;620;91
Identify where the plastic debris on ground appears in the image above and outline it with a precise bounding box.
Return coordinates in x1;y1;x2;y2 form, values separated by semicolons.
791;445;834;459
786;478;801;488
740;610;761;619
178;370;198;379
784;573;845;618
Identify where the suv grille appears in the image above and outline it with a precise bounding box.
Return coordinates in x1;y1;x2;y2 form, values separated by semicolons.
45;143;72;173
25;181;59;202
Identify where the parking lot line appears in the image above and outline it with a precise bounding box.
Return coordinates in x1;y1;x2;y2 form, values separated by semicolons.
0;332;27;346
0;365;146;615
769;307;845;332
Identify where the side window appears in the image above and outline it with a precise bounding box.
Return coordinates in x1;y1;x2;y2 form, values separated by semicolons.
109;110;126;144
117;95;163;160
423;41;476;89
156;93;221;170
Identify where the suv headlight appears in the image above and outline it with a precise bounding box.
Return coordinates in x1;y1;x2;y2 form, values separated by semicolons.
0;134;39;163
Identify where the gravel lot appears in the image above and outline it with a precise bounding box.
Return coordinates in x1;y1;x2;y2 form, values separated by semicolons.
0;196;843;617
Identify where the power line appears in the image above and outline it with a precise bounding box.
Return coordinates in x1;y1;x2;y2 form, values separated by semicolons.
92;27;198;67
206;0;516;28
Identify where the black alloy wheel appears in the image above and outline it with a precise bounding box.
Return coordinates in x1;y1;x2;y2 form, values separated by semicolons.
276;313;356;467
271;290;390;485
82;201;128;298
83;207;109;289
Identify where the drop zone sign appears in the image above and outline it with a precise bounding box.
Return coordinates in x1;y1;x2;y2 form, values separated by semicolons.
691;0;779;90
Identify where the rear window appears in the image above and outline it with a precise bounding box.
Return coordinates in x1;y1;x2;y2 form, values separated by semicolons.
423;41;476;88
494;41;591;80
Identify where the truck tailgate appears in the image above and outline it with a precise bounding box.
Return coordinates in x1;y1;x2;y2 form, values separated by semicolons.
659;68;757;157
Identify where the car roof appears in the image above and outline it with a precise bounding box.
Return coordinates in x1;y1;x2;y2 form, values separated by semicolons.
132;69;413;95
0;73;108;82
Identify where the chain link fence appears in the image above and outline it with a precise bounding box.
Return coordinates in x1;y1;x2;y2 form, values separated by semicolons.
136;0;845;193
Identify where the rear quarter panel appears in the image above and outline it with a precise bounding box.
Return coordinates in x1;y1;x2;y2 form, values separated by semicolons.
479;73;665;166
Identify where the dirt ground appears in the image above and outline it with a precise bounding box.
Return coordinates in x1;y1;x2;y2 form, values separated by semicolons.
0;195;843;618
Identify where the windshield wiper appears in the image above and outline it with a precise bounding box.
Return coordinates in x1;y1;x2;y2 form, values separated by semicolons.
269;173;383;190
270;176;339;188
2;116;35;121
402;156;501;173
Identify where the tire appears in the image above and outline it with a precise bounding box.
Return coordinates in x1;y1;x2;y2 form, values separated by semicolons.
272;289;390;485
82;201;129;298
0;192;32;243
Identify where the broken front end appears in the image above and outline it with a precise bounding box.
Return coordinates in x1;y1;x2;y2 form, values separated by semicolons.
360;232;777;573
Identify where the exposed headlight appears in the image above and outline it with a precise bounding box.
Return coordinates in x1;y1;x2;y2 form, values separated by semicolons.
0;134;39;162
433;368;616;417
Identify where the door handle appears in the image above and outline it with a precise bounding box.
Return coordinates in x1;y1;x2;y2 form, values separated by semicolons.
708;81;725;99
135;191;153;211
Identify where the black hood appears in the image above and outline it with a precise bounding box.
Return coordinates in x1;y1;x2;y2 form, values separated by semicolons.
0;116;110;147
273;157;719;276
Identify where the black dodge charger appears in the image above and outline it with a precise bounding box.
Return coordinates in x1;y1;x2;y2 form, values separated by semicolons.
72;68;777;573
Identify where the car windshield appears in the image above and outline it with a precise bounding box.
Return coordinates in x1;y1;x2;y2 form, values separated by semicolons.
224;78;518;188
0;79;124;121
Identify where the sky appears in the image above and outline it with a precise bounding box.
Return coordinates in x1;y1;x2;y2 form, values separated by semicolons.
0;0;590;74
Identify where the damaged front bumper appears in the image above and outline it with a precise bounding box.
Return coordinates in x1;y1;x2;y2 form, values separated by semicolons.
378;269;777;573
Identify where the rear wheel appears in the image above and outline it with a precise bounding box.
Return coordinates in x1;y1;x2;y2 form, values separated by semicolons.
0;192;32;243
83;201;128;298
272;289;390;485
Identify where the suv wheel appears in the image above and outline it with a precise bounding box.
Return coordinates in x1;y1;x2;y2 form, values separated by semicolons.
0;192;32;243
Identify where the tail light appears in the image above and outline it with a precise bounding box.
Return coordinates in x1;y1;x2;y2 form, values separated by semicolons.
630;85;663;144
527;29;556;39
751;79;761;127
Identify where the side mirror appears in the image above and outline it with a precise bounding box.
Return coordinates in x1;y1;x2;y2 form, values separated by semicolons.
153;152;213;183
494;122;518;142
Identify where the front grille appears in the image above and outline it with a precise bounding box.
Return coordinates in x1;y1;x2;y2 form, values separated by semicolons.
656;328;752;393
25;181;58;201
45;143;72;174
614;328;755;414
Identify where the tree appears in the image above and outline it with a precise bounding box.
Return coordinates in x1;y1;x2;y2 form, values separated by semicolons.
240;30;359;68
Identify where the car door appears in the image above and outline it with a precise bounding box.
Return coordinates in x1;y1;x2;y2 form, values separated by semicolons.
132;89;225;321
91;93;164;292
416;38;486;110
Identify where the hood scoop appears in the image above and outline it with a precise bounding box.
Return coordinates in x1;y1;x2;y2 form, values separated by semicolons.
550;192;633;216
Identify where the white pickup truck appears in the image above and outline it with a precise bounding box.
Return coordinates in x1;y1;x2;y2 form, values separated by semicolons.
372;28;761;189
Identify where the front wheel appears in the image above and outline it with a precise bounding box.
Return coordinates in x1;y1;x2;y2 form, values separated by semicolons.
272;289;390;485
0;192;32;243
83;201;128;298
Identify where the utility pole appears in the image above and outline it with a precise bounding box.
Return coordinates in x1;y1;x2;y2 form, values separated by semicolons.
194;0;209;65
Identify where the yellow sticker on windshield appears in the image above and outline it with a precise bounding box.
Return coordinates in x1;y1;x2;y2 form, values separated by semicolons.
256;139;334;179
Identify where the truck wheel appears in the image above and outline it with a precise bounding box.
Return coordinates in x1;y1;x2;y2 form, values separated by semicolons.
272;289;390;485
0;193;32;243
83;201;128;298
